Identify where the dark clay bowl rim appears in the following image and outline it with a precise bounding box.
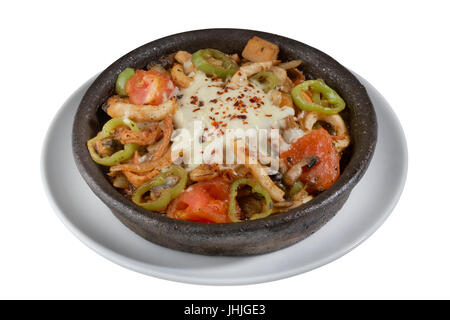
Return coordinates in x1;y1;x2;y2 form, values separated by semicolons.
72;28;377;235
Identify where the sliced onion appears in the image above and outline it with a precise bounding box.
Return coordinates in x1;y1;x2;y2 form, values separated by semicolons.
278;60;302;70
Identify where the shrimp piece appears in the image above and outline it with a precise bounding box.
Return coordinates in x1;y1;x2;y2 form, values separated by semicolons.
229;61;273;86
220;165;250;182
123;170;160;188
110;148;172;173
120;151;160;187
303;112;350;152
189;164;219;182
152;114;173;161
106;96;178;122
170;63;193;89
113;124;161;145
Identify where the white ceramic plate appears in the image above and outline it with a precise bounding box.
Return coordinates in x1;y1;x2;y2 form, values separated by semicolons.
41;73;407;285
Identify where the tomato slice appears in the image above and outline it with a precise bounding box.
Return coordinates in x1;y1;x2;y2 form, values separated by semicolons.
281;128;340;192
125;70;175;105
167;177;231;223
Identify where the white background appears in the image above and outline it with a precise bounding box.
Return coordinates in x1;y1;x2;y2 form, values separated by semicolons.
1;0;449;299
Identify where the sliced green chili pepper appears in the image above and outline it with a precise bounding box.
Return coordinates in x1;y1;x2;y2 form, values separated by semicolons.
228;178;273;222
312;91;321;105
291;79;345;114
132;165;188;212
191;49;239;78
250;71;279;93
87;118;140;166
115;67;135;96
289;181;304;197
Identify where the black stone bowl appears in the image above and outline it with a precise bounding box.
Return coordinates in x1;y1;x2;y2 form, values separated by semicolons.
72;29;377;256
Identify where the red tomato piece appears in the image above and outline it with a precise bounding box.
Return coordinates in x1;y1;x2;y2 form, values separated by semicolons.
281;128;340;192
167;177;231;223
125;70;175;105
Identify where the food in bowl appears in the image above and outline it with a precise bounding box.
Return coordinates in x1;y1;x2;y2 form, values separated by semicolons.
86;36;351;223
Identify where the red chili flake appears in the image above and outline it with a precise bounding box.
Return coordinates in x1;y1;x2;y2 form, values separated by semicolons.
265;114;272;117
243;121;248;125
193;108;200;112
190;96;198;104
199;101;204;107
237;115;247;119
233;100;246;108
248;83;255;88
209;99;218;103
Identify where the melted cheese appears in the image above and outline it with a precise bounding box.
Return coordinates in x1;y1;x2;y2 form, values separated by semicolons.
172;71;294;169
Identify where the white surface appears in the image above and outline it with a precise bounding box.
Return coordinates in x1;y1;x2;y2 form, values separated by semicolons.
1;0;449;299
41;74;407;285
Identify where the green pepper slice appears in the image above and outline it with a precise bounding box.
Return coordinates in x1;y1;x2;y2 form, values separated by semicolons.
228;178;273;222
115;67;135;97
191;49;239;78
87;118;140;166
289;180;304;198
250;71;279;93
291;79;345;114
132;165;188;212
